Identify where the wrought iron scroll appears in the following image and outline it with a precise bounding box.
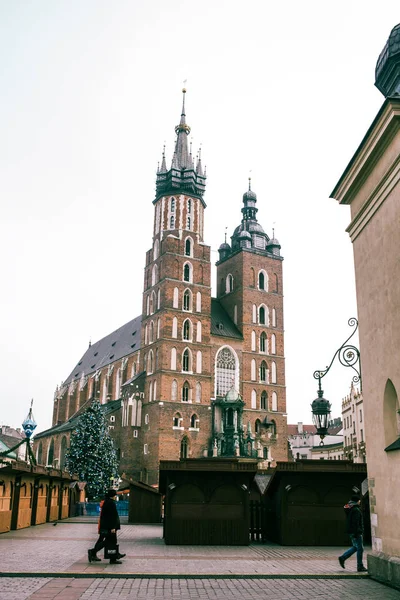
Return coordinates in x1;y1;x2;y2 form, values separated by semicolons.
313;317;362;391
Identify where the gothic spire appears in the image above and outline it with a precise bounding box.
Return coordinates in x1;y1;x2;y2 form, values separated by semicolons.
173;88;191;170
159;145;167;173
155;90;206;202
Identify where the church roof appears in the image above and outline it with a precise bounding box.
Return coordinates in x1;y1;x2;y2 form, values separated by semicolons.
34;399;122;439
210;299;242;339
61;296;240;392
64;316;142;385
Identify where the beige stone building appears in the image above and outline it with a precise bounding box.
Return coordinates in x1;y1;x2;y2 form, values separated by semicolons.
331;23;400;589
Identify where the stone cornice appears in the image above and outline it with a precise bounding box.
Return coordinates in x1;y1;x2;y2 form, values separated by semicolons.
330;98;400;206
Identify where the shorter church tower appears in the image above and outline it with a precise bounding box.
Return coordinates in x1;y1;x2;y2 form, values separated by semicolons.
215;181;288;464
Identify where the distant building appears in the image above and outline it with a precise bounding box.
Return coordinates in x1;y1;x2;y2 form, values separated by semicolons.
288;418;343;460
342;384;366;463
0;425;26;461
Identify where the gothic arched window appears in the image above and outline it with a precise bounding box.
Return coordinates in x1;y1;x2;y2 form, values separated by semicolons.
173;412;182;428
259;306;266;325
171;379;178;401
183;262;192;282
182;381;190;402
226;274;234;293
170;198;175;212
47;439;55;467
182;349;191;372
272;392;278;411
170;215;175;229
37;442;43;465
187;216;191;230
185;237;192;256
190;414;199;429
260;332;267;353
187;198;192;213
216;346;237;397
261;391;267;410
260;360;268;383
183;319;191;341
271;333;276;354
196;382;202;403
180;436;189;458
183;289;192;311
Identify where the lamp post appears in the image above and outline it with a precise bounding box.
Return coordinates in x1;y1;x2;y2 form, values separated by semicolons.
312;318;361;445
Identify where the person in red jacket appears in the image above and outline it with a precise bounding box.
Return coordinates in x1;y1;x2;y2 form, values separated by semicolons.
88;490;126;564
338;495;367;572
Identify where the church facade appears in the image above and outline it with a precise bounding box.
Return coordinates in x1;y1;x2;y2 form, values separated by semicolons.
34;91;288;486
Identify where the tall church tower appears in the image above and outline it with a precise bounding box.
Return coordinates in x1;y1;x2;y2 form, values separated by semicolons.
215;181;287;463
140;91;213;484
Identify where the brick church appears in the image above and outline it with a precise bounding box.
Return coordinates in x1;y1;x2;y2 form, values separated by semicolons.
34;91;288;486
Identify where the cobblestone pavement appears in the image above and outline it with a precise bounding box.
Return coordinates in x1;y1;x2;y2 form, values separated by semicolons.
0;520;377;576
0;577;400;600
1;519;400;599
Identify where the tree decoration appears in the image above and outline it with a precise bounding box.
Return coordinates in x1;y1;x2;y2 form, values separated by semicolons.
65;401;119;499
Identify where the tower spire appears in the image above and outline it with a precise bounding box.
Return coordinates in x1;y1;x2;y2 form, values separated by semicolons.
155;89;206;201
173;88;191;170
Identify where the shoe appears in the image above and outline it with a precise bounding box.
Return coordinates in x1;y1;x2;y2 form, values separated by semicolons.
91;555;101;562
117;553;126;559
88;549;93;563
357;566;368;572
338;557;345;569
110;559;122;564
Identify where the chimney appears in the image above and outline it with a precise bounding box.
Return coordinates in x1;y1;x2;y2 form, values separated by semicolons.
298;422;303;434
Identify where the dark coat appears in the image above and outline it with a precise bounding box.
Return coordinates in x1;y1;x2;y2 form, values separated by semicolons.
99;497;120;533
344;501;364;535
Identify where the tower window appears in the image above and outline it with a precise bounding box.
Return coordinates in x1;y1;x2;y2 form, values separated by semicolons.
180;436;189;458
261;391;267;410
187;198;192;214
173;412;182;428
259;306;266;325
226;274;234;293
183;319;191;341
260;361;268;383
182;349;191;372
260;332;267;353
187;216;191;230
190;414;199;429
185;238;192;256
182;381;190;402
170;215;175;229
183;262;192;282
170;198;175;212
183;289;191;311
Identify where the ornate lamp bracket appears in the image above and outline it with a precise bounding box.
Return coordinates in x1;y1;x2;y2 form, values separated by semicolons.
313;317;362;391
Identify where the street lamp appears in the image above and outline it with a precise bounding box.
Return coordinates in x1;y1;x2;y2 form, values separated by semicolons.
312;318;361;444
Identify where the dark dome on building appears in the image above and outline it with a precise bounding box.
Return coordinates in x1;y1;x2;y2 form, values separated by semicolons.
242;188;257;202
219;241;231;251
375;23;400;97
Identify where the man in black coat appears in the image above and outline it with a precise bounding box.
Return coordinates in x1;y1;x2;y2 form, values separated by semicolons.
338;494;367;572
88;489;125;564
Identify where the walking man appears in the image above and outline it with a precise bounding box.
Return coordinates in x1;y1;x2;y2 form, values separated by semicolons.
88;489;125;564
338;494;367;572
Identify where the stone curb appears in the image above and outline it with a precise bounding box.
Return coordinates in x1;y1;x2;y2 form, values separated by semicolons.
0;572;370;580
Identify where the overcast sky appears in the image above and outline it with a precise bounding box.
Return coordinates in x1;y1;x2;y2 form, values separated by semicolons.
1;1;398;434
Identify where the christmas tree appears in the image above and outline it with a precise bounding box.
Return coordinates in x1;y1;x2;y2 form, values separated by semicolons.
65;401;119;499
